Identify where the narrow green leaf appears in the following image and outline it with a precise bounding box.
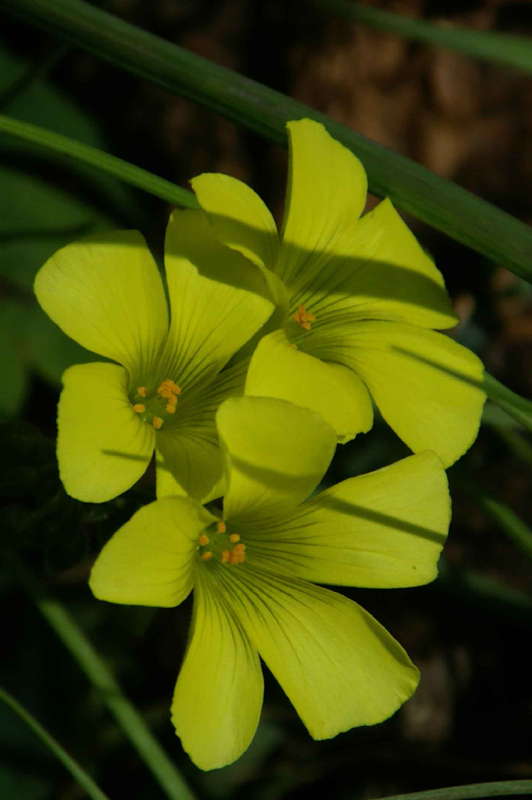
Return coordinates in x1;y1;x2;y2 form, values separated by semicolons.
484;374;532;432
0;686;111;800
11;556;197;800
478;495;532;560
0;114;198;210
372;779;532;800
310;0;532;75
438;558;532;627
1;0;532;282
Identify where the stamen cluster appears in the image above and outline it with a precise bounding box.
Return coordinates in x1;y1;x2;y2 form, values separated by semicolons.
198;520;246;565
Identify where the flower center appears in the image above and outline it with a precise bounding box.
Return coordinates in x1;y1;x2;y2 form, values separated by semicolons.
197;520;246;566
131;379;182;430
292;304;316;330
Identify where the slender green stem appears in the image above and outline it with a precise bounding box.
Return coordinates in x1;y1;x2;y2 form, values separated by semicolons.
0;685;111;800
0;114;198;210
310;0;532;75
484;374;532;432
437;557;532;628
1;0;532;282
12;557;197;800
476;494;532;560
491;425;532;466
374;779;532;800
0;42;71;111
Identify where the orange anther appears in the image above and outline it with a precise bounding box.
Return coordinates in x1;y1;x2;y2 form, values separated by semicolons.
221;550;230;564
200;551;213;561
216;521;227;534
198;534;210;546
136;386;148;397
229;533;240;543
292;304;316;331
132;403;146;413
152;416;164;430
157;379;182;399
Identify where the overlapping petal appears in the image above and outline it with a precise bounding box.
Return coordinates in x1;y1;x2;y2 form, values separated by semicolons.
229;567;419;738
288;198;457;330
329;321;485;466
156;359;248;501
34;231;168;376
191;173;279;269
251;452;449;588
245;329;373;442
277;119;367;288
89;496;210;606
172;572;264;770
163;209;273;389
58;362;154;502
218;396;336;521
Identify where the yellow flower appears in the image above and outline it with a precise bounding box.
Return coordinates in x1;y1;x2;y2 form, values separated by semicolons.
90;396;450;770
34;216;272;502
191;118;485;466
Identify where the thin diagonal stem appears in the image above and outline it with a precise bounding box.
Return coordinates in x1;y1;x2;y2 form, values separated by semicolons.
309;0;532;75
0;114;198;210
373;779;532;800
0;685;111;800
12;556;197;800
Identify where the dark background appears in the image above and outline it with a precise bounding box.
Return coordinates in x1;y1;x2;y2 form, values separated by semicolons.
1;1;531;798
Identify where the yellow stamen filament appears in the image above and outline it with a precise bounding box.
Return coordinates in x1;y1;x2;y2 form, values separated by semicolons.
292;304;316;331
136;386;148;397
152;416;164;430
197;520;246;565
132;403;146;413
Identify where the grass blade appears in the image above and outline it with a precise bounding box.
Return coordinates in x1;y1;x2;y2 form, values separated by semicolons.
372;779;532;800
0;113;198;210
1;0;532;282
310;0;532;75
0;685;111;800
11;556;197;800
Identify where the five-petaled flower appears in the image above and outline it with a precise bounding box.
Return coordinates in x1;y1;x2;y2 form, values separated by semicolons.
191;118;486;466
90;396;450;770
34;217;273;502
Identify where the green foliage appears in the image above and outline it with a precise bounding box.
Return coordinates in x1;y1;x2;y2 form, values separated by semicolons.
0;44;134;417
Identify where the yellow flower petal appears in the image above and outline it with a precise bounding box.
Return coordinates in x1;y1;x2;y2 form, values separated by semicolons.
253;452;449;588
58;362;154;502
217;396;336;522
156;432;223;504
34;231;168;376
245;329;373;443
288;198;457;330
155;449;187;499
231;569;419;738
163;209;273;389
171;574;263;770
278;119;367;288
335;321;485;466
90;497;209;606
191;172;279;269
